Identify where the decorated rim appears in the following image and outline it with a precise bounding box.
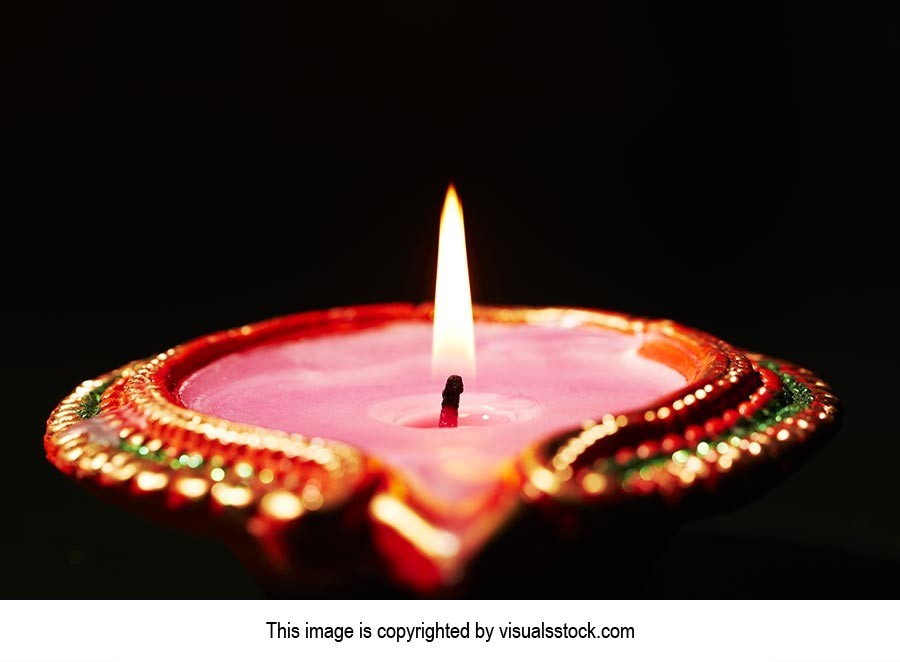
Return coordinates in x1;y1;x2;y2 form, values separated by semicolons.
44;303;840;593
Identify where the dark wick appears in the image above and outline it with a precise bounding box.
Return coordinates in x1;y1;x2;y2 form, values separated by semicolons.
439;375;464;428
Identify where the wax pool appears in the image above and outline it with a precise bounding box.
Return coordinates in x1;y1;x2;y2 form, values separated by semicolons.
179;321;685;504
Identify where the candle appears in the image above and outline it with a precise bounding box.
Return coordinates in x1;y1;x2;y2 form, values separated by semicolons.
178;187;684;505
179;316;684;504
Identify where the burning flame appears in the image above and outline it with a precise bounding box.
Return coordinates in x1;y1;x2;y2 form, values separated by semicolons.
432;184;476;378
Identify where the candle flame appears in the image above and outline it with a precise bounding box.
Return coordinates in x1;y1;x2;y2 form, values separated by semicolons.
432;184;476;378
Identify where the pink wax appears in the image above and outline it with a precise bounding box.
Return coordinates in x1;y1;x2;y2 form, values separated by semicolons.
179;321;685;505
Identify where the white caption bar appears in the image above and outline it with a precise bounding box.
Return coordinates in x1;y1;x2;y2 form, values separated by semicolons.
0;600;897;661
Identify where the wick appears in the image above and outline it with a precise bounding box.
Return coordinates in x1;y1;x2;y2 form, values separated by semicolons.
439;375;464;428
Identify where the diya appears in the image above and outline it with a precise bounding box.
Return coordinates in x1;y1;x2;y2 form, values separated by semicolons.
44;186;840;596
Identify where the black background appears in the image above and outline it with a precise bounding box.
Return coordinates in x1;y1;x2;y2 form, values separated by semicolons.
4;3;898;597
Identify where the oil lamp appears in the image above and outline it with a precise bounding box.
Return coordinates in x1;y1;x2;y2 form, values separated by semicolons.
45;186;840;595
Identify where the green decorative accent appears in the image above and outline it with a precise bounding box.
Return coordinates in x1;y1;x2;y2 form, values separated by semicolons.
76;379;115;419
119;438;166;463
611;369;814;483
71;374;204;469
116;442;204;469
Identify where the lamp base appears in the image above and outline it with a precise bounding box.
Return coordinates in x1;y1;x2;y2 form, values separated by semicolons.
45;304;840;595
